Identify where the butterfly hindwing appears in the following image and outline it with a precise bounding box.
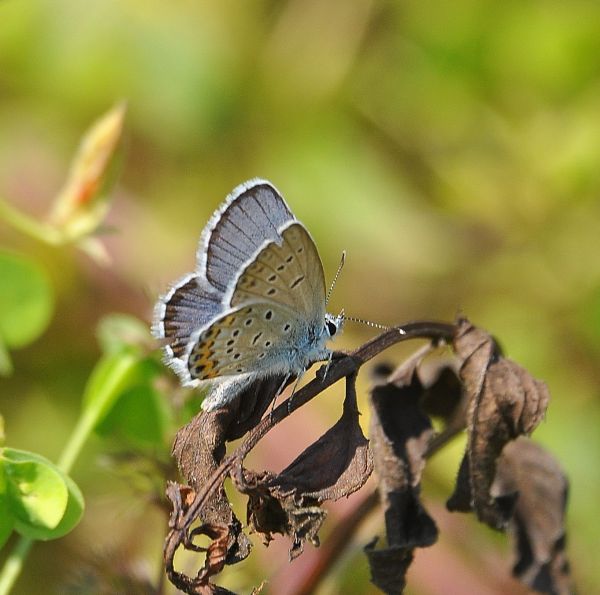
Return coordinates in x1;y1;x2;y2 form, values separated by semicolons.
154;274;221;359
187;302;305;379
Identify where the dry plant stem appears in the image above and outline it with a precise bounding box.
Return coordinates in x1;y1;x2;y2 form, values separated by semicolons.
165;321;456;574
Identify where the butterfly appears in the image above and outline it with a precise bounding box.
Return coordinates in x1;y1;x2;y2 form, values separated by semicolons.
153;179;343;411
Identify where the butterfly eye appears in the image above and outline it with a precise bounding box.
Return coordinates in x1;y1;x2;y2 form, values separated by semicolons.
326;320;338;337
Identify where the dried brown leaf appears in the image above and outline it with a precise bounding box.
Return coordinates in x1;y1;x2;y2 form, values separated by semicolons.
233;373;373;560
494;438;573;595
445;452;472;513
271;376;372;501
172;406;251;565
366;353;438;594
364;539;413;595
448;319;550;529
170;376;286;568
419;360;464;424
225;375;290;440
165;483;239;595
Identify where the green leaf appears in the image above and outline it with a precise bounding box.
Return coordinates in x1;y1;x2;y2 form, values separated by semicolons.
95;383;171;447
0;251;53;356
13;475;84;541
3;453;68;531
81;348;146;424
57;350;157;475
0;492;14;549
2;449;84;541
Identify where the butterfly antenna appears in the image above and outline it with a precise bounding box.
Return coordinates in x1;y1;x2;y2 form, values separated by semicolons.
343;315;390;331
326;250;346;306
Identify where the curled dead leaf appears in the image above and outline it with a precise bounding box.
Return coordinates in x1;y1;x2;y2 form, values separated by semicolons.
165;483;240;595
364;539;414;595
163;375;297;593
494;438;573;595
232;373;373;560
171;406;251;566
448;319;550;529
366;349;439;593
419;359;464;425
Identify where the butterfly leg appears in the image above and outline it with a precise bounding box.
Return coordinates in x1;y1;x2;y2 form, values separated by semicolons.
322;349;334;380
315;349;347;383
268;373;292;419
286;369;306;415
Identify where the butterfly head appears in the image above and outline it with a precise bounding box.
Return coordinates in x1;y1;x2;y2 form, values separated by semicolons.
324;311;344;339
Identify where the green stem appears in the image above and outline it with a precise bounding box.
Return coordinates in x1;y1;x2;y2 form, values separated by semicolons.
0;537;33;595
0;198;63;245
57;350;140;474
55;408;99;475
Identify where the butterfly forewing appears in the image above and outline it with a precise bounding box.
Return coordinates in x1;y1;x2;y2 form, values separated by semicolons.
202;182;294;293
230;223;326;322
187;303;304;379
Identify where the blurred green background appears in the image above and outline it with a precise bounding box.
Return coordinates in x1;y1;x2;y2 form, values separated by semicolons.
1;1;599;593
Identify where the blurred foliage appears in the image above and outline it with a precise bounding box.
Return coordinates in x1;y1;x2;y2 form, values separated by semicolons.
1;0;600;593
0;252;53;375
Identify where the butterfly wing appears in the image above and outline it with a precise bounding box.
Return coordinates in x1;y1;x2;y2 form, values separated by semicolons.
228;223;327;322
154;180;297;385
155;179;331;395
198;180;295;294
152;274;223;386
186;222;329;381
186;302;308;379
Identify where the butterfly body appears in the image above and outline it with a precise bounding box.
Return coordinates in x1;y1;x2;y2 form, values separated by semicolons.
153;179;342;411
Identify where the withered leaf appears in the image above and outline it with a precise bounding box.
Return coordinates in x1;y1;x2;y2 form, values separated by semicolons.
448;319;550;529
165;483;239;595
494;438;573;595
233;373;373;560
172;406;251;565
244;477;328;560
364;538;413;595
188;523;229;585
418;360;464;425
225;374;290;441
372;357;464;426
271;376;372;501
445;452;473;513
366;352;438;594
170;376;286;568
